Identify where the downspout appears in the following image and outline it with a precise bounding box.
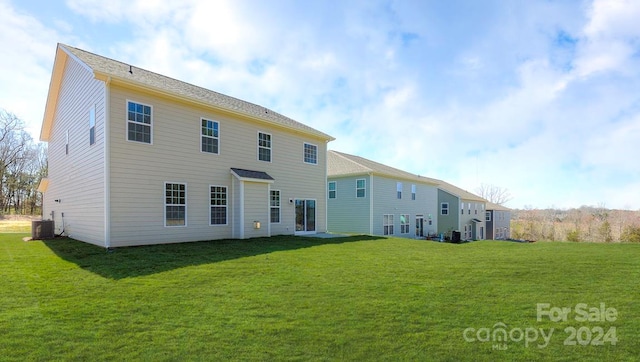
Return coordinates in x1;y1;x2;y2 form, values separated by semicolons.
324;142;329;233
103;77;111;249
369;172;374;235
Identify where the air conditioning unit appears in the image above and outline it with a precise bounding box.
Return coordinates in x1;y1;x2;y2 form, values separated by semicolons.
32;220;55;239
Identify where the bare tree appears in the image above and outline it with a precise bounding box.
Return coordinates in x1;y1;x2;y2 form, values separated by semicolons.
475;183;513;205
0;109;46;215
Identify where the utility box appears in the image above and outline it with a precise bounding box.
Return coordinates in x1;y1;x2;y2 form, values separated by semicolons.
32;220;55;239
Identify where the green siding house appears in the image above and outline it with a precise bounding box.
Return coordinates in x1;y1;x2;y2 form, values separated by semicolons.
327;151;439;238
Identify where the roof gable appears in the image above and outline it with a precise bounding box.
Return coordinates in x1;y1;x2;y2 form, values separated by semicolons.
41;43;334;142
328;150;438;186
328;150;487;201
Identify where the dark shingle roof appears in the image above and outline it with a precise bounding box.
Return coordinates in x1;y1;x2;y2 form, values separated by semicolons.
231;168;274;181
60;44;333;141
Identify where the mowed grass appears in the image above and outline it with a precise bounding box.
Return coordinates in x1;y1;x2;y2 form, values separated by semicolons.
1;234;638;361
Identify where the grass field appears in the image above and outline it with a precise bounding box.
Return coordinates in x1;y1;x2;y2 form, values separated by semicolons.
1;233;638;361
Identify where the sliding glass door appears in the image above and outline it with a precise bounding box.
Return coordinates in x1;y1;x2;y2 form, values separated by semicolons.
295;199;316;234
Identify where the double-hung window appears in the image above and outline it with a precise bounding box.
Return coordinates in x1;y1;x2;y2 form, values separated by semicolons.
270;190;280;223
328;182;336;199
201;119;219;154
441;202;449;215
210;186;227;225
411;185;416;200
356;179;366;198
383;214;394;235
127;101;152;144
258;132;271;162
397;182;402;199
400;214;410;234
485;211;491;222
304;143;317;164
165;183;186;226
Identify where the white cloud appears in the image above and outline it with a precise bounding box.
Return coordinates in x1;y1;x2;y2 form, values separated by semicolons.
0;0;65;138
3;0;639;209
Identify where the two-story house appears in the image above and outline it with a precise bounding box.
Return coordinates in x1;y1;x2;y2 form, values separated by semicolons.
327;151;439;238
38;44;333;248
436;181;487;241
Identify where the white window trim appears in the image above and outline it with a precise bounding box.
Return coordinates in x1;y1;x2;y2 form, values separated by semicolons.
209;185;228;226
270;189;281;224
303;142;318;165
164;182;187;227
328;181;337;199
257;131;272;162
65;130;69;155
126;99;153;145
441;202;449;215
486;211;492;222
411;184;416;200
201;118;220;155
356;178;366;198
89;105;96;146
383;214;394;235
400;214;410;234
397;182;402;199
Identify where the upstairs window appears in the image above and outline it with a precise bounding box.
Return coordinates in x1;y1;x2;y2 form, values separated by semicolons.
441;202;449;215
485;211;491;222
304;143;317;164
89;106;96;146
356;179;366;198
127;101;152;144
201;119;219;154
397;182;402;199
328;181;336;199
258;132;271;162
411;184;416;200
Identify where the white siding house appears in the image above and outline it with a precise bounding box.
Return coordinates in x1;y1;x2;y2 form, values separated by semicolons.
39;44;334;247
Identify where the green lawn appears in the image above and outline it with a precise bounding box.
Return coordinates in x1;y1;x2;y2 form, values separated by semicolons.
1;234;638;361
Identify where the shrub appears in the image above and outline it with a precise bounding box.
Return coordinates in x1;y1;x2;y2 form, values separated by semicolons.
566;229;580;242
621;226;640;243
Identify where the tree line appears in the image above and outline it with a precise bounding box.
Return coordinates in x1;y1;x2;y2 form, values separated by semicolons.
511;205;640;243
0;109;47;216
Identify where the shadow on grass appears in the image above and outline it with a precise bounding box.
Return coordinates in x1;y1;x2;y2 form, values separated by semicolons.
43;235;383;280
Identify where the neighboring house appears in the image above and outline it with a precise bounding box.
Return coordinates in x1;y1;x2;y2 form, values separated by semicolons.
327;151;439;238
485;202;512;240
38;44;333;248
436;182;487;241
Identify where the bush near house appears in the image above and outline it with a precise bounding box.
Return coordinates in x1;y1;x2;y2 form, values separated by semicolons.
1;234;638;361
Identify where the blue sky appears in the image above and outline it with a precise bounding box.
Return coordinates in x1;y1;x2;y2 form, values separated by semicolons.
1;0;639;209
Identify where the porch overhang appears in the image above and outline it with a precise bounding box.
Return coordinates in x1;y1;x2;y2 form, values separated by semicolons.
230;168;275;183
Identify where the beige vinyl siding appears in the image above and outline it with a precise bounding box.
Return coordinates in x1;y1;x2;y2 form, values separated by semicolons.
327;175;371;234
42;55;106;246
242;182;269;238
108;84;328;246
